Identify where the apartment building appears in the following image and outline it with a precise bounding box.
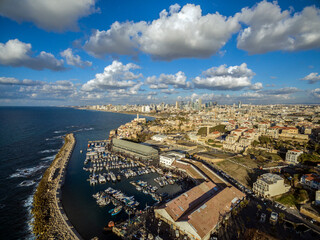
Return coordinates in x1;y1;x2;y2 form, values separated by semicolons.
253;173;290;198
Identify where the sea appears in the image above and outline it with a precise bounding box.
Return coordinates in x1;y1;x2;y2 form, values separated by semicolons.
0;107;181;240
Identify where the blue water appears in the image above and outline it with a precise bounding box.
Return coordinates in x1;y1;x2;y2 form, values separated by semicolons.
0;107;140;239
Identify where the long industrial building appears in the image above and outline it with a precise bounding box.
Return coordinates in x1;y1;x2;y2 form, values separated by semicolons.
112;138;158;160
155;181;245;240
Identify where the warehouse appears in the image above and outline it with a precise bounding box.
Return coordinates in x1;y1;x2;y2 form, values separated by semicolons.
112;138;158;160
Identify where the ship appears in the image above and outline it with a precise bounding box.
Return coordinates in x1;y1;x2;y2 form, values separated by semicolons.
111;205;122;216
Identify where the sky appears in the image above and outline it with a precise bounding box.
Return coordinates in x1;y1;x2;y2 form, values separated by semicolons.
0;0;320;106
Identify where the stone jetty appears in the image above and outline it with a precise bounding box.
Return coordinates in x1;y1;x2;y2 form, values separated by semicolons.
32;133;82;240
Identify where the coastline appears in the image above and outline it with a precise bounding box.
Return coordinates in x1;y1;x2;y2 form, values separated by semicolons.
32;133;81;239
74;107;161;119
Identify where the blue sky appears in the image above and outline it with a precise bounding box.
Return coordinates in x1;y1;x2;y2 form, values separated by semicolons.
0;0;319;106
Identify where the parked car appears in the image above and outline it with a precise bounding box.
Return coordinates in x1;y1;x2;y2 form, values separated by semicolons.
260;213;266;223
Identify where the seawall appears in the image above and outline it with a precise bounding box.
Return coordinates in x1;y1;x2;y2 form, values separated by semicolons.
32;133;82;239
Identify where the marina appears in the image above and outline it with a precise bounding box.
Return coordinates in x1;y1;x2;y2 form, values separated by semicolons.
61;137;185;239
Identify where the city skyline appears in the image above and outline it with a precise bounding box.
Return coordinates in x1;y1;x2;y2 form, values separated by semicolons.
1;0;320;106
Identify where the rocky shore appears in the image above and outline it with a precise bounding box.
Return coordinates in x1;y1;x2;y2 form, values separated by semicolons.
32;133;81;239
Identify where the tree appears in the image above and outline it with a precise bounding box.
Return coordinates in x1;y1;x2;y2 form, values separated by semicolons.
279;213;285;223
252;140;259;148
297;189;309;203
257;204;262;211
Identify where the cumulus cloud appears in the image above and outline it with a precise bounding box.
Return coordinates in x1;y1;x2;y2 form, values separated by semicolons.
161;89;178;95
146;71;191;89
84;3;240;60
84;21;146;58
0;77;43;86
193;63;255;90
311;88;320;98
82;60;142;92
237;1;320;54
0;39;65;71
301;72;320;84
0;0;98;31
262;87;300;95
60;48;92;68
0;78;77;101
249;82;263;90
240;87;300;102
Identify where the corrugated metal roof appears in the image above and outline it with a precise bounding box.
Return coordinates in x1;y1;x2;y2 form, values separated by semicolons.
113;138;158;155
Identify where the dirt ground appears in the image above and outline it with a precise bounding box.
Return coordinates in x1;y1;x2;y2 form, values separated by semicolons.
216;160;253;187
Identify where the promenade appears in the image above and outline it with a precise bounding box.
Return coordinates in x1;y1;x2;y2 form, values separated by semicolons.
33;133;82;239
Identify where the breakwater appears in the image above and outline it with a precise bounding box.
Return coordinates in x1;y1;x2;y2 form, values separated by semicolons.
32;133;81;239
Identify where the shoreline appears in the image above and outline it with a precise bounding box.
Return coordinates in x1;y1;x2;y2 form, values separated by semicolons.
74;107;161;119
32;133;81;239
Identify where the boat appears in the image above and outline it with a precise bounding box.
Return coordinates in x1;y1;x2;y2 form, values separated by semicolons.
80;150;83;153
111;206;122;216
104;221;115;231
117;175;121;181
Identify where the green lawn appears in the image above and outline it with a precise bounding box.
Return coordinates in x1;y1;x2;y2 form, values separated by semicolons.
276;193;297;207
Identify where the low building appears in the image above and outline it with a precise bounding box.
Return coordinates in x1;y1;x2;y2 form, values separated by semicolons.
253;173;290;198
151;134;167;142
155;182;245;240
112;138;158;160
316;190;320;205
160;152;180;167
301;174;320;190
285;149;303;164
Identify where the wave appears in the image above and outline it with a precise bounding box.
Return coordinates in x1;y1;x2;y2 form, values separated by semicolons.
41;155;56;162
54;130;65;134
19;180;37;187
9;165;47;178
23;194;34;209
45;135;63;141
24;194;35;240
73;127;94;133
38;149;59;154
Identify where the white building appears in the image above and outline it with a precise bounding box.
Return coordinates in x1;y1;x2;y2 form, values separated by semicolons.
151;134;167;142
160;151;184;167
253;173;290;198
285;150;303;164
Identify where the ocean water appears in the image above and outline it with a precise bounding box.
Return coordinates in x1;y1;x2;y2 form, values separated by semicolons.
0;107;138;240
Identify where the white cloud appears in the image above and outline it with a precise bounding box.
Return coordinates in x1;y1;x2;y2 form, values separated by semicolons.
301;72;320;84
311;88;320;98
0;77;42;85
240;92;263;98
82;60;142;92
240;87;300;101
262;87;299;95
146;71;191;89
249;82;263;90
84;4;240;60
0;39;65;71
237;1;320;54
193;63;255;90
60;48;92;68
0;0;98;31
84;21;146;58
161;89;178;95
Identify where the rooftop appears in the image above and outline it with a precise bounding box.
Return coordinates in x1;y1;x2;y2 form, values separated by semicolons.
259;173;283;184
113;138;158;155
